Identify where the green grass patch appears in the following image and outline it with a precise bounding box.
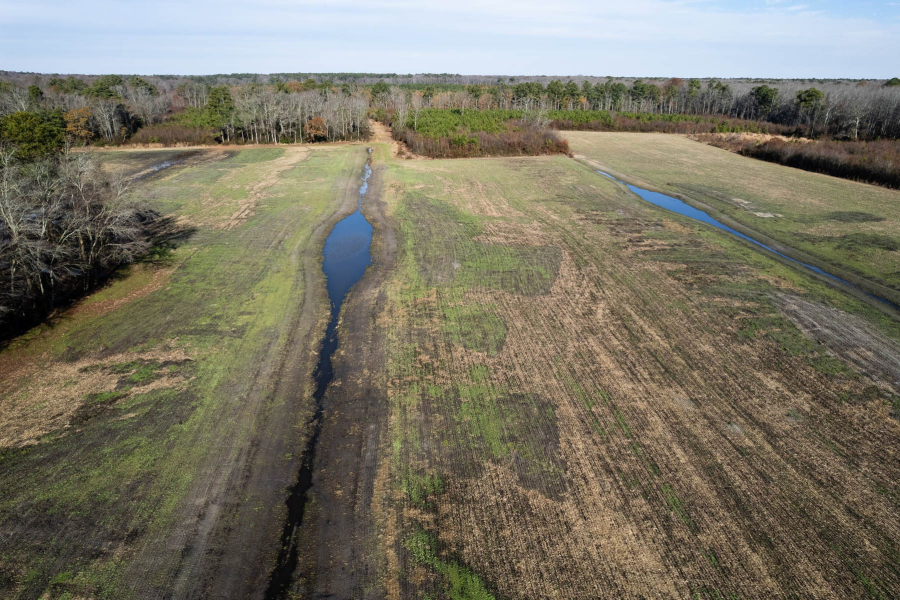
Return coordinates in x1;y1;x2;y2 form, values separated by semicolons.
399;193;561;296
402;471;445;509
824;211;886;223
835;233;899;252
736;308;852;376
404;528;495;600
442;305;507;356
662;483;696;532
221;147;285;163
83;390;128;405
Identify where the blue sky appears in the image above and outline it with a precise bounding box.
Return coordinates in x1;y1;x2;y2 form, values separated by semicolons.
1;0;899;77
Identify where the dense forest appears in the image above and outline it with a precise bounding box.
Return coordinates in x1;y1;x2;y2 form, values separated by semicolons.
0;75;370;147
1;71;899;175
2;72;899;146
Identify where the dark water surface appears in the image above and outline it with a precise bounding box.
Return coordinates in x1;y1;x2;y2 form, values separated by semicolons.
266;151;373;599
597;170;898;311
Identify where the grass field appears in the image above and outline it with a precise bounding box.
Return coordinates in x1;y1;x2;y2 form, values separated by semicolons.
565;132;900;303
356;145;900;598
0;144;369;598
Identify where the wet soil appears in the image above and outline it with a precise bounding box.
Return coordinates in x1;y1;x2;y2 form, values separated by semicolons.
161;149;371;600
290;160;399;598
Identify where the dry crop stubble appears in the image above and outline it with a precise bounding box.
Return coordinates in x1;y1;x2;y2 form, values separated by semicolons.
373;150;900;599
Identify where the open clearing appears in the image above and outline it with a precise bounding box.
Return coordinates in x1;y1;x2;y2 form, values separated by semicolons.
0;144;369;598
567;132;900;305
1;134;899;600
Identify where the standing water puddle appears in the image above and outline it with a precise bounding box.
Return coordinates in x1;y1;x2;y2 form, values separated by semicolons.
597;170;899;311
265;150;373;599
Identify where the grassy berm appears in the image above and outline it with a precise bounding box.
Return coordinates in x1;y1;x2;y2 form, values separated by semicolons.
353;143;900;599
0;144;369;598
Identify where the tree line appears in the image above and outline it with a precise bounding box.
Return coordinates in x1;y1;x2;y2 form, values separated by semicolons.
154;82;371;144
3;73;900;148
0;76;370;148
371;78;900;140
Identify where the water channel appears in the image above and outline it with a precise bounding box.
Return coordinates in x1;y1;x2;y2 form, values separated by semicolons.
265;150;374;599
597;170;898;311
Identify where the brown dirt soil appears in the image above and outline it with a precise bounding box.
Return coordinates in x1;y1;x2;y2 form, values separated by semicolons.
776;293;900;390
291;158;400;598
371;119;423;160
692;132;814;145
0;343;192;448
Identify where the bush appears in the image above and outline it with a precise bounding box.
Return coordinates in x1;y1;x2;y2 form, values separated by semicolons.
397;123;569;159
394;108;569;158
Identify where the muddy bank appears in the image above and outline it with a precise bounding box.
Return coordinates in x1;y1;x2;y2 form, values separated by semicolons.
158;148;371;599
264;154;374;599
289;159;398;598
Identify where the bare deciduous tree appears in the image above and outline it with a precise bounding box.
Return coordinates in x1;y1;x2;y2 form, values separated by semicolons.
0;147;157;333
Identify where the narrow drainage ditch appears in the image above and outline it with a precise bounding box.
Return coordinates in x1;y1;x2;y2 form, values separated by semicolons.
597;170;900;312
265;149;374;599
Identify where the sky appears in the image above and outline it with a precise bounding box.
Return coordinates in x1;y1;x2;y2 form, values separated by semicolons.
1;0;899;78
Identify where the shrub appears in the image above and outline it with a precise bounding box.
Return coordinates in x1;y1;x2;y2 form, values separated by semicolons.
396;123;568;159
393;109;569;158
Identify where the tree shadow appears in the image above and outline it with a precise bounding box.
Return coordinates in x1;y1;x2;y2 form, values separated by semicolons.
142;214;198;261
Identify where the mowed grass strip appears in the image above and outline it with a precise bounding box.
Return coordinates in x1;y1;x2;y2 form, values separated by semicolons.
374;147;900;598
565;131;900;296
0;145;364;598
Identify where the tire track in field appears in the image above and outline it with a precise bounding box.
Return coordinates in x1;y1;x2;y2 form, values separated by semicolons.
380;156;900;599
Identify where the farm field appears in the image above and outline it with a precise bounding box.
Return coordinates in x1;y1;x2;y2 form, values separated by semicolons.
0;144;370;598
312;144;900;598
566;132;900;305
1;133;899;600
